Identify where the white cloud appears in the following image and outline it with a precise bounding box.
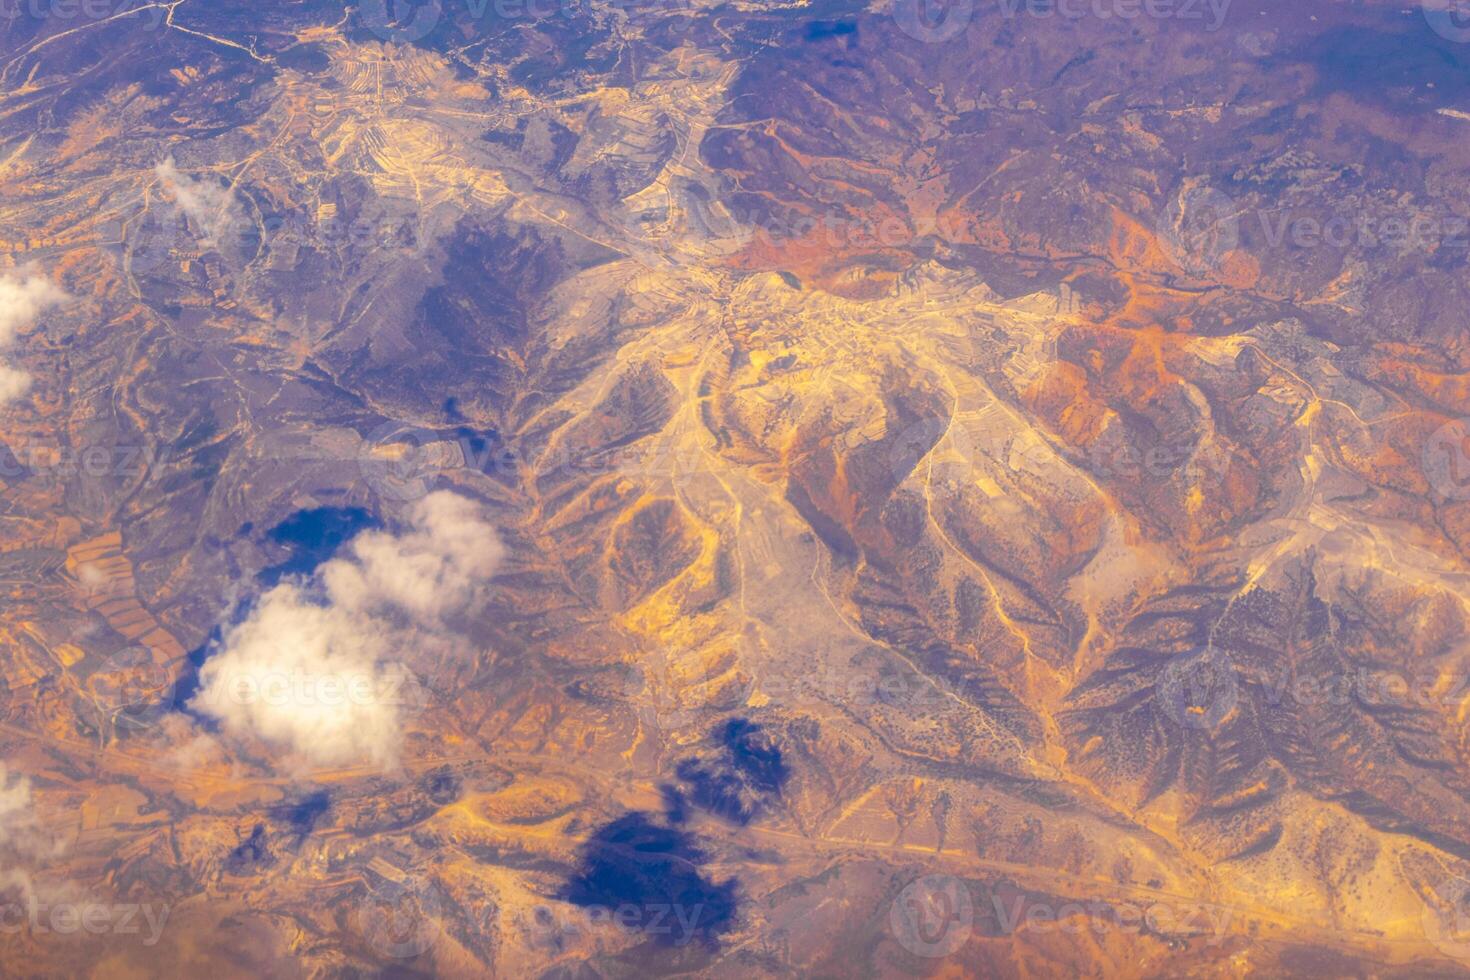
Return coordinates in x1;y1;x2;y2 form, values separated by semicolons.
154;157;237;245
191;492;502;772
0;268;65;405
0;766;40;850
158;714;232;776
321;491;503;621
0;764;64;902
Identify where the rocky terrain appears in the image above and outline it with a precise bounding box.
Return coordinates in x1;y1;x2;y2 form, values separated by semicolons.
2;0;1470;975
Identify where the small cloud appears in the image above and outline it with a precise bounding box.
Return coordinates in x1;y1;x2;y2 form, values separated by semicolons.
154;157;237;245
191;492;502;772
157;714;232;776
0;766;42;850
0;267;65;405
0;764;65;902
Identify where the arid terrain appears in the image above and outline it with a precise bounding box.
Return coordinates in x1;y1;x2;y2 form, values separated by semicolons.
3;0;1470;975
